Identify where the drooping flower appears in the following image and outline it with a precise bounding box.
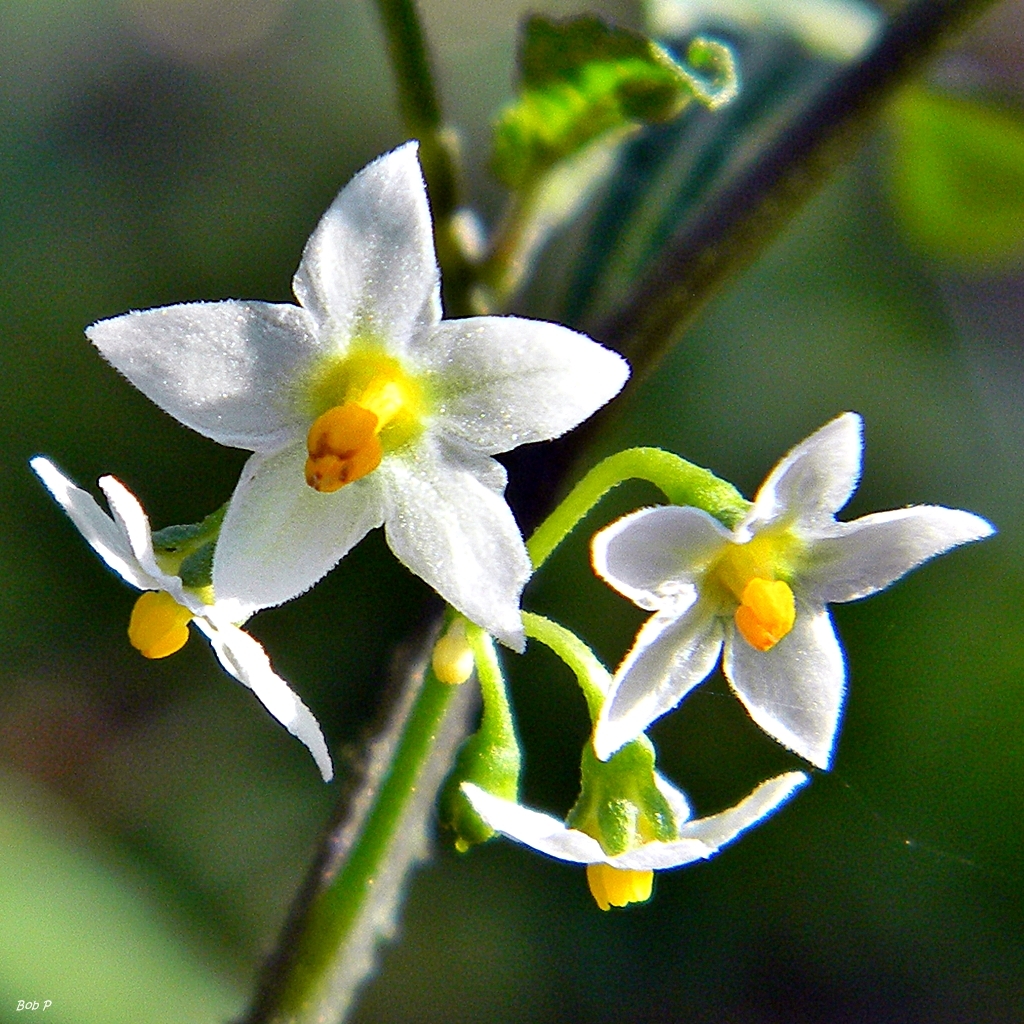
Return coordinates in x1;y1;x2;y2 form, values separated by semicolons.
591;412;995;768
463;769;808;910
85;143;629;649
31;457;333;781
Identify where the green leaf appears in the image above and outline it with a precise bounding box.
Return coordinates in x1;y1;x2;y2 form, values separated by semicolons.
887;84;1024;265
492;15;738;192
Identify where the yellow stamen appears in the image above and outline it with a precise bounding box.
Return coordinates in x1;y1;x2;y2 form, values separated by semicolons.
586;863;654;911
128;591;193;659
734;577;796;652
305;402;383;493
432;618;475;685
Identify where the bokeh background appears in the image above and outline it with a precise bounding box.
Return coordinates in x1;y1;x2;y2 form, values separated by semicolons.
1;0;1022;1021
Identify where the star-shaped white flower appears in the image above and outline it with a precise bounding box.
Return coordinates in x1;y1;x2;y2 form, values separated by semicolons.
463;771;807;907
31;457;333;781
592;412;995;768
85;143;629;649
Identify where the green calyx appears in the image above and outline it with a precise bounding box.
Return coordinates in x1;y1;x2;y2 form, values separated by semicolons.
567;738;678;857
439;621;522;852
152;503;227;590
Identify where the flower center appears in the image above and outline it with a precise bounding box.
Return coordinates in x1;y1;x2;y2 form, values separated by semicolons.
709;529;800;652
586;864;654;911
734;577;796;651
302;352;424;493
128;591;193;659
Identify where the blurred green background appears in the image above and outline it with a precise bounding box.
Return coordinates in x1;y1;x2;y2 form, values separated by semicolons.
1;0;1021;1021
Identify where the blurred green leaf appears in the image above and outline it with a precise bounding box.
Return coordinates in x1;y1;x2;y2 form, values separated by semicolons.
492;16;737;192
887;83;1024;265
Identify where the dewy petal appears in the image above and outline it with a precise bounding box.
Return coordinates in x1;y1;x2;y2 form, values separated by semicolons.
194;617;334;781
743;412;863;534
381;436;530;650
461;783;608;863
616;770;809;870
594;604;724;761
87;301;321;452
800;505;995;604
422;317;628;454
593;505;732;612
292;142;441;348
213;444;385;616
724;604;845;769
31;457;154;591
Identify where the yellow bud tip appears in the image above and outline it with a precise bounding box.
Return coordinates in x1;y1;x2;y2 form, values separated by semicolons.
454;837;471;854
305;403;383;492
128;591;193;659
734;577;796;652
432;618;475;685
586;864;654;911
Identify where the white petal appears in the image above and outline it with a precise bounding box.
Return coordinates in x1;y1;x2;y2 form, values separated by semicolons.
194;617;333;781
653;771;693;825
213;444;385;616
292;142;441;349
724;605;845;769
674;771;809;847
381;436;530;650
800;505;995;604
87;301;320;451
592;505;732;611
421;317;628;454
743;412;863;534
594;604;724;761
461;783;607;863
616;771;808;869
31;457;153;591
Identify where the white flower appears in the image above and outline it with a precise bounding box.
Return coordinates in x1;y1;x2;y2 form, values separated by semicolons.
31;457;333;782
592;412;995;768
85;143;629;649
463;771;808;908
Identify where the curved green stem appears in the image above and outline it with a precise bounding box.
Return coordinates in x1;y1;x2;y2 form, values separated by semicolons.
465;622;517;753
527;447;750;570
522;612;610;724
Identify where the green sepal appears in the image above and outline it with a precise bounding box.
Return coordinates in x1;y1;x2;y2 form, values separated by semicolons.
439;623;522;852
178;542;215;590
888;84;1024;265
151;504;226;579
492;16;738;192
566;738;677;857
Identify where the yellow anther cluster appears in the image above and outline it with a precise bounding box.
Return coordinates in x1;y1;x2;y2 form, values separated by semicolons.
586;864;654;911
734;577;796;651
128;591;194;659
305;403;383;492
432;618;475;685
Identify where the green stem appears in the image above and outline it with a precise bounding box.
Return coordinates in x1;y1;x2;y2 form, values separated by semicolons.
526;447;750;570
522;612;610;723
465;622;517;752
241;632;472;1024
372;0;475;316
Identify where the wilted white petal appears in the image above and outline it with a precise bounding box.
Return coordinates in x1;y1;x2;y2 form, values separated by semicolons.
744;412;863;533
724;606;845;769
801;505;995;604
87;301;320;452
593;505;733;611
595;605;724;760
423;317;629;454
461;783;608;863
31;457;154;591
653;771;693;825
195;618;333;781
214;444;385;616
675;771;809;847
381;437;530;650
292;142;441;346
